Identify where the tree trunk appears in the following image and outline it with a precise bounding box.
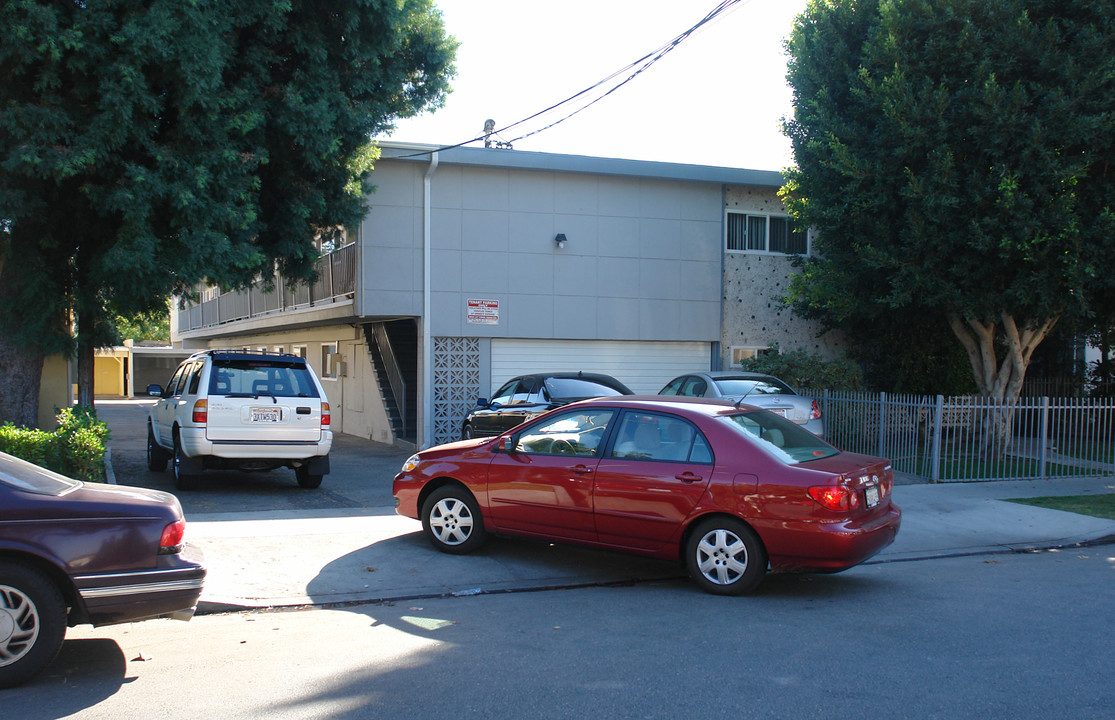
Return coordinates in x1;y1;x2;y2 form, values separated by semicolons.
0;330;47;428
76;308;96;408
947;312;1058;457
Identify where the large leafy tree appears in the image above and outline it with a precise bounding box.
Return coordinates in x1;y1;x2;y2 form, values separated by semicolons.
782;0;1115;448
0;0;455;426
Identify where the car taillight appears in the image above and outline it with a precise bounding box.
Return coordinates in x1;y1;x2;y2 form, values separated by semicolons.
811;400;822;420
159;518;186;554
321;402;331;426
808;484;860;511
192;399;208;424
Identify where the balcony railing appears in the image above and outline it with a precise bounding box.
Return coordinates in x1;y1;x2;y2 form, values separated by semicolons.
178;242;356;332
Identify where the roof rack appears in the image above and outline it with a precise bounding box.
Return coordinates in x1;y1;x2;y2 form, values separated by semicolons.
186;348;301;360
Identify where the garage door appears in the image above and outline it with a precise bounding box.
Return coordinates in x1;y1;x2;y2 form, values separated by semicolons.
490;339;711;396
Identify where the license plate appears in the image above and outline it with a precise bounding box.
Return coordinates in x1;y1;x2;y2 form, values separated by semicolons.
251;408;280;423
865;484;880;508
769;408;788;418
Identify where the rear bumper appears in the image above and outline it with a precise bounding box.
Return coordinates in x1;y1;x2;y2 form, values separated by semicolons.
760;504;901;573
179;427;332;460
72;543;206;626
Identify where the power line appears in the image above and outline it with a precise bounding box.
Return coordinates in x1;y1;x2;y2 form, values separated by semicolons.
383;0;747;160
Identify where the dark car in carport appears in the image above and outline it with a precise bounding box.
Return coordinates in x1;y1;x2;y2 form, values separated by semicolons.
461;372;633;439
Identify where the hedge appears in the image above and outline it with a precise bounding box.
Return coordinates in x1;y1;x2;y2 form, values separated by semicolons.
0;406;110;483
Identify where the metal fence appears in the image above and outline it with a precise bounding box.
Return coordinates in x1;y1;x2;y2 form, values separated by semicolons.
177;243;357;332
805;389;1115;482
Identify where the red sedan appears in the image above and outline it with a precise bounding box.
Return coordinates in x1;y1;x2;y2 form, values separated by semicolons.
394;396;900;595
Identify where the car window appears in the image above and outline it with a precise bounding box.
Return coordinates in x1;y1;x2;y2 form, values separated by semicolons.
514;409;614;457
208;359;320;398
679;377;707;397
659;377;684;395
165;363;188;396
714;378;794;396
609;411;713;463
0;453;81;495
186;362;204;395
544;377;625;400
724;410;837;463
490;380;519;406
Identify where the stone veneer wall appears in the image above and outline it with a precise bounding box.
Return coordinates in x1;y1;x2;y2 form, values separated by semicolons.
721;186;844;365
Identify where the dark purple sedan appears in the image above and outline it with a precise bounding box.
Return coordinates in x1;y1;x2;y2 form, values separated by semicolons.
0;451;205;687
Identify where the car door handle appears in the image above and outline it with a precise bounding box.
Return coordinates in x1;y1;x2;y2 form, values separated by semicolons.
570;464;594;475
675;472;703;483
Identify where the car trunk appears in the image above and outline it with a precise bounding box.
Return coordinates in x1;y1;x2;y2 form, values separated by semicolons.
204;397;323;443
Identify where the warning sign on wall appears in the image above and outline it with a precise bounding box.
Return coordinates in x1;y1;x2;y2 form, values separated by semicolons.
467;298;500;325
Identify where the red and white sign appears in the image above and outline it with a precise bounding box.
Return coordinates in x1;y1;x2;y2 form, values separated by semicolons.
467;298;499;325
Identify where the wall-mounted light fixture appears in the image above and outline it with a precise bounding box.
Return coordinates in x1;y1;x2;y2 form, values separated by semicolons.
554;233;567;249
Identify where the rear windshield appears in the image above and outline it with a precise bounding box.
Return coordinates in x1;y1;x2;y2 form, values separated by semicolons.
714;378;795;397
209;359;320;398
0;452;82;495
723;410;838;463
544;377;626;400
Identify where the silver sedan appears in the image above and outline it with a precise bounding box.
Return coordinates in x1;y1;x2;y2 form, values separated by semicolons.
659;371;824;437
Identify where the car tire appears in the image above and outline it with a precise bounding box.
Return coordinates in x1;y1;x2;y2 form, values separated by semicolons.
147;424;169;472
0;562;67;689
420;485;487;555
461;423;473;440
172;437;198;491
295;465;323;489
684;517;766;596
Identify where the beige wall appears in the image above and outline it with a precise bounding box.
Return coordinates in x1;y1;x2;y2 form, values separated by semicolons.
38;354;72;429
94;354;126;397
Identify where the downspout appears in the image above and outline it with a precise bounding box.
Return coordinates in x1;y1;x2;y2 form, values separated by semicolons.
715;183;726;371
422;151;439;448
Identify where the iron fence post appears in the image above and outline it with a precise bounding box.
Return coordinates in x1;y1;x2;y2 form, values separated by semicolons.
1038;396;1050;479
931;395;944;483
878;391;887;458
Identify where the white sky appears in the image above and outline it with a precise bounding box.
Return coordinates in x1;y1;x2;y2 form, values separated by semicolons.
381;0;811;171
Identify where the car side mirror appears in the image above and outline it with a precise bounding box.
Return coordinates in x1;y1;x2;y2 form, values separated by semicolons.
498;437;516;453
476;397;489;407
147;384;163;397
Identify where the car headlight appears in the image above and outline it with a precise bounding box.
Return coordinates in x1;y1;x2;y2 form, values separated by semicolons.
400;454;421;473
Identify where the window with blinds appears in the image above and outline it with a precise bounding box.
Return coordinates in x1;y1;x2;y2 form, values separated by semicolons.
726;212;808;255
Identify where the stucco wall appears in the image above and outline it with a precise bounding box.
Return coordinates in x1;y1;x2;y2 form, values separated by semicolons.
721;186;844;364
362;159;725;343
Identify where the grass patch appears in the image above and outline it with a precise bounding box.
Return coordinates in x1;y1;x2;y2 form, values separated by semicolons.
1007;493;1115;520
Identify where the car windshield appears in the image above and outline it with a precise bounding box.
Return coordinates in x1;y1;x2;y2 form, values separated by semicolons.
0;452;82;495
714;378;795;397
210;359;320;398
544;377;625;400
722;411;838;464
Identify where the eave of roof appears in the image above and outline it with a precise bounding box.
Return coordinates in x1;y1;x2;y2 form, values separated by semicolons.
376;141;786;188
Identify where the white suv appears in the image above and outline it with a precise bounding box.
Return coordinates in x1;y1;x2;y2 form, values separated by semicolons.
146;350;333;490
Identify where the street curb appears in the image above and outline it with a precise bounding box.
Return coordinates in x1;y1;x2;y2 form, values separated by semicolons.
104;447;117;485
867;532;1115;565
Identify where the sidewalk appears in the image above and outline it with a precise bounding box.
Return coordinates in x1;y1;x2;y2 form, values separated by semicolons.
187;475;1115;612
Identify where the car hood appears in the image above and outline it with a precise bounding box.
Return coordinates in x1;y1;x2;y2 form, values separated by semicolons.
422;436;495;457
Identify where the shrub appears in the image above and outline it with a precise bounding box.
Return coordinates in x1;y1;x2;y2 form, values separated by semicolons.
0;406;110;483
737;344;864;391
